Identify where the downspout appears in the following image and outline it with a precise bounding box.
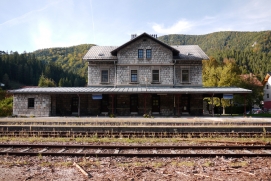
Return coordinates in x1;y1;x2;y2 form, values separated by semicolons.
114;61;117;88
211;94;214;117
244;94;247;116
77;94;80;117
173;60;176;87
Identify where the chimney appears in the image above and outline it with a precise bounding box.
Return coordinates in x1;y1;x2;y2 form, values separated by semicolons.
151;34;157;39
131;34;137;40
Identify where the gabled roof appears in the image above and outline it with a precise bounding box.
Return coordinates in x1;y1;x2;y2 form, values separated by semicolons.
110;32;180;56
172;45;209;60
262;72;271;86
240;74;262;87
83;46;118;61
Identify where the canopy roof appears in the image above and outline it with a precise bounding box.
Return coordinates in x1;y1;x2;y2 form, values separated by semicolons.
9;87;251;94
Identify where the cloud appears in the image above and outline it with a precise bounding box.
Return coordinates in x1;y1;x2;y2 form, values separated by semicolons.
152;19;194;34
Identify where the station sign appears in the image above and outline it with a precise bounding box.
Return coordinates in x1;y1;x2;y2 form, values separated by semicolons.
223;94;233;99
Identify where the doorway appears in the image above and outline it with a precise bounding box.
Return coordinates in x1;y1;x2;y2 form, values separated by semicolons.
130;94;138;113
152;94;160;113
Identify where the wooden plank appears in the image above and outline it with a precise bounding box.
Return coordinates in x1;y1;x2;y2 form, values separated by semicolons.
38;148;48;153
73;162;89;177
262;150;271;154
20;148;31;152
95;149;102;154
76;149;84;153
243;150;253;154
226;150;235;154
1;148;12;152
190;150;196;154
57;148;66;153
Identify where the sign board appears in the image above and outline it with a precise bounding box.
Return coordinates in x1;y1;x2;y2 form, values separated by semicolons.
223;94;233;99
92;94;102;100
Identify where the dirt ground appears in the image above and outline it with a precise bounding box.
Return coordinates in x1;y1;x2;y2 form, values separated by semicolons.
0;155;270;181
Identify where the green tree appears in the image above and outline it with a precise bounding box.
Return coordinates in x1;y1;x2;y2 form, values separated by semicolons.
38;74;56;87
203;57;241;114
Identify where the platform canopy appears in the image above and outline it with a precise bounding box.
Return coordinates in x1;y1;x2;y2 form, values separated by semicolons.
9;87;252;94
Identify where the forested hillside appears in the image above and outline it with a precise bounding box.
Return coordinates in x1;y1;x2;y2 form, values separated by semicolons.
0;49;87;89
159;31;271;80
34;44;94;78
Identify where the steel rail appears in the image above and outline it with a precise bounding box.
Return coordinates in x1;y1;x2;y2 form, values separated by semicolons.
0;144;271;157
0;131;270;138
1;122;271;126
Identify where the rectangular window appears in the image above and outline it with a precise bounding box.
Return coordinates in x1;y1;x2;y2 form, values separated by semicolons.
267;85;269;89
152;70;159;82
182;69;189;82
138;49;143;59
101;70;109;83
28;98;35;108
131;70;138;82
267;94;269;98
146;49;152;59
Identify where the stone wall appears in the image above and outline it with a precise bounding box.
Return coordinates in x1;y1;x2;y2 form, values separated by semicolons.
88;63;115;86
13;94;51;117
175;64;202;86
118;37;172;64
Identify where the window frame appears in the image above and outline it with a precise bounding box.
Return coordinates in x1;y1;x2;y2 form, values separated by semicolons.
152;69;160;83
100;69;109;83
28;98;35;109
181;69;190;83
267;85;269;89
138;49;144;59
146;49;152;59
267;94;269;99
130;70;138;83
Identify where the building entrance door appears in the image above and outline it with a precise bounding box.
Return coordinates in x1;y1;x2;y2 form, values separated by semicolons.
180;94;190;114
152;95;160;113
130;94;138;113
101;94;109;113
71;97;78;114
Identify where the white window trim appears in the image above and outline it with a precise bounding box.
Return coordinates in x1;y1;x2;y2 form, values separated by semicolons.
130;69;139;83
151;68;160;84
100;69;109;83
180;66;190;83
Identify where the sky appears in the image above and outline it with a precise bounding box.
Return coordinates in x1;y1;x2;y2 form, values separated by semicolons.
1;0;271;53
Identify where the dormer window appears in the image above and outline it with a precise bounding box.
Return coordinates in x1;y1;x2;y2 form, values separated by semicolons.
146;49;152;59
138;49;143;59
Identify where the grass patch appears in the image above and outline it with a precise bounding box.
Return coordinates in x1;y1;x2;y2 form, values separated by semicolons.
229;161;248;168
1;136;271;144
171;161;195;167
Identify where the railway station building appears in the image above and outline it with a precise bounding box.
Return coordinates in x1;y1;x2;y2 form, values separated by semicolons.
10;33;251;117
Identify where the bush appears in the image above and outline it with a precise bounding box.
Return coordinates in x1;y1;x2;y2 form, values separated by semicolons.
0;96;13;117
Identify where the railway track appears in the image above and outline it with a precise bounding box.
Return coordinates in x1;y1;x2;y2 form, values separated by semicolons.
0;131;270;138
0;144;271;157
1;121;271;126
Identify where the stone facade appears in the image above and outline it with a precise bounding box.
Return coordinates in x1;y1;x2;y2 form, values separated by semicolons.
12;33;208;117
13;94;51;117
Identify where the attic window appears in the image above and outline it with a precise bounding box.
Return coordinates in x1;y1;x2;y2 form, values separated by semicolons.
98;53;104;56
